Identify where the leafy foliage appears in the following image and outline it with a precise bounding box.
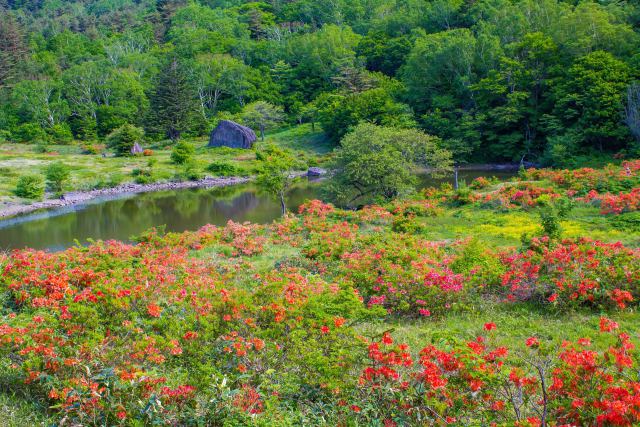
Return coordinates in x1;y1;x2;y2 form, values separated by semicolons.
106;124;145;157
327;123;452;206
44;161;70;194
14;174;44;200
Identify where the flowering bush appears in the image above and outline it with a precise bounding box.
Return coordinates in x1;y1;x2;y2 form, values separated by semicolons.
499;237;640;308
349;323;640;426
579;188;640;215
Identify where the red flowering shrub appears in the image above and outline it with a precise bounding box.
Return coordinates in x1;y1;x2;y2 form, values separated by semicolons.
222;220;266;256
499;237;640;308
479;183;562;210
580;188;640;215
549;320;640;426
470;176;491;189
524;160;640;195
338;235;472;317
351;324;640;426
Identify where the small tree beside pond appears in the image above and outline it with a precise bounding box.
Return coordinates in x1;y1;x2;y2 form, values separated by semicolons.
106;124;145;157
45;162;70;195
15;175;44;200
256;145;303;216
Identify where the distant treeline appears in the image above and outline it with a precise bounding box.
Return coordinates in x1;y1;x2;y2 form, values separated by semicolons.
0;0;639;165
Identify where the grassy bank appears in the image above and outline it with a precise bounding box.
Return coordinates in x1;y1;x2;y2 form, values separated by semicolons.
0;124;330;206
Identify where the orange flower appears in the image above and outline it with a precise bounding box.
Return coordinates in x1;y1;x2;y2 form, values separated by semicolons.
146;303;162;318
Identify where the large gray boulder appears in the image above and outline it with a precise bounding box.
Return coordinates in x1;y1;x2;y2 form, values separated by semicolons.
208;120;257;149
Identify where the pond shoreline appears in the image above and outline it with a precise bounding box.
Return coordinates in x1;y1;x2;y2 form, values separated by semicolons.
0;164;515;220
0;176;253;219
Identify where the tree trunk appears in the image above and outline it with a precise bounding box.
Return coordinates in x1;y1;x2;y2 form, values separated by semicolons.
453;165;459;190
260;125;265;141
279;192;286;216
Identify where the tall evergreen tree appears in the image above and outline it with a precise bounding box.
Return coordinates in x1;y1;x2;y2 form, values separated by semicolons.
145;58;197;142
0;13;26;88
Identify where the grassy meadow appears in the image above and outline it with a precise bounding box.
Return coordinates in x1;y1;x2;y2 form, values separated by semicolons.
0;160;639;426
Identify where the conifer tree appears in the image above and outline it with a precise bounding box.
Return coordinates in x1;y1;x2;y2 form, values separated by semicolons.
0;13;26;88
146;58;197;142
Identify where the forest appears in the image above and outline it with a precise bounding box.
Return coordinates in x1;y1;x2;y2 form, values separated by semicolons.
0;0;639;166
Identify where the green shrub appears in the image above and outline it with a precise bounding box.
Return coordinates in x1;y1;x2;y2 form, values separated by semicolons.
132;168;155;184
539;207;562;240
81;144;100;155
14;123;48;143
15;175;45;200
106;124;144;156
170;141;195;165
33;144;49;153
206;161;238;177
608;212;640;232
0;129;11;142
391;216;424;234
175;161;203;181
45;162;71;194
47;124;73;144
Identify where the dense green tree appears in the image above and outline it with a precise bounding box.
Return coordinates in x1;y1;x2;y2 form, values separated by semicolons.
146;58;197;141
319;86;416;143
327;123;452;207
356;33;412;76
472;32;559;161
0;13;26;88
283;25;361;101
106;124;145;156
11;79;69;129
402;29;477;115
552;51;632;152
193;54;251;119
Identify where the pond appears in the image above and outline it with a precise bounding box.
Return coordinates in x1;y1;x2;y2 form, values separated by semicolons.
0;169;516;251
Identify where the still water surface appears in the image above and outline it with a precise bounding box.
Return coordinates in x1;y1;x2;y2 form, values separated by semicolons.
0;170;514;251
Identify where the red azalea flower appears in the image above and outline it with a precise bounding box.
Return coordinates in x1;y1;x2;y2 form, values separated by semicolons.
525;337;540;347
484;322;497;331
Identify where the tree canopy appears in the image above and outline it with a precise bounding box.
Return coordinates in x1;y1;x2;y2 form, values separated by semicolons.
327;122;452;207
0;0;639;163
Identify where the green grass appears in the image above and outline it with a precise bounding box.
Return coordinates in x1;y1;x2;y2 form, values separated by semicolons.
264;123;332;155
0;124;331;205
359;303;640;352
0;393;50;426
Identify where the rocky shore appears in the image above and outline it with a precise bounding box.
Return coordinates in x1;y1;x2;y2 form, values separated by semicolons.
0;176;252;219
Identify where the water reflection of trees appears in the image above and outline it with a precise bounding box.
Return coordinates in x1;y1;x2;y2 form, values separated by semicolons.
0;182;324;251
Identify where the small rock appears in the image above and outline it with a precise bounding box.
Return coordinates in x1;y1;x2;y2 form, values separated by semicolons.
130;143;144;155
307;167;327;177
61;192;90;202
